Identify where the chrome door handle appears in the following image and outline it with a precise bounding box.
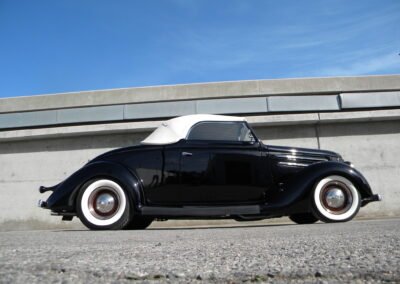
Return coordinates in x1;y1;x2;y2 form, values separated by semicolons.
182;152;193;157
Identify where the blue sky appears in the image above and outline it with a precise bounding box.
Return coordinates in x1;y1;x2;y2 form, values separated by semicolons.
0;0;399;98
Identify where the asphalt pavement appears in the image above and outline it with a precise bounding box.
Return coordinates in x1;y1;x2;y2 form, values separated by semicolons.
0;218;399;283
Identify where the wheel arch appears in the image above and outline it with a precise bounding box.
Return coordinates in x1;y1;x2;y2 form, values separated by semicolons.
276;161;373;211
46;161;144;213
317;163;371;198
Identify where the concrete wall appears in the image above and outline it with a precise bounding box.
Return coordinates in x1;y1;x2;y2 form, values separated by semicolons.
0;75;399;229
1;75;400;130
1;111;398;227
2;75;400;113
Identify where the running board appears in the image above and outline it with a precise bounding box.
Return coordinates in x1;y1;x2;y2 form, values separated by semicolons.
140;205;260;217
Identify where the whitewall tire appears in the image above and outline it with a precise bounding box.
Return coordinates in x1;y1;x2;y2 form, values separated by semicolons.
311;175;361;223
77;179;131;230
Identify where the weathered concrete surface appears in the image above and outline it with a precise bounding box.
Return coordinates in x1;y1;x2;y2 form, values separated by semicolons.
1;109;399;141
318;120;400;217
2;78;399;130
0;218;399;283
1;75;399;113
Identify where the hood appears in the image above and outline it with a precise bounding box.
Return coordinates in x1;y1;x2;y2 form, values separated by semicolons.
266;144;343;163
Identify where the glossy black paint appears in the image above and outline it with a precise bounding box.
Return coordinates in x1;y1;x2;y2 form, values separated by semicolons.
147;140;268;205
41;123;378;219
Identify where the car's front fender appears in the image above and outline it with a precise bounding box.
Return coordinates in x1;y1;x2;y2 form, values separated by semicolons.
263;161;373;213
45;161;143;213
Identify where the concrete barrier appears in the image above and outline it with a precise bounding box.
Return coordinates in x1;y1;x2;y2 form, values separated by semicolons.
0;75;399;229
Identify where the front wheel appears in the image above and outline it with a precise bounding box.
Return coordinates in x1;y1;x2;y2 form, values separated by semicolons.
77;179;131;230
311;175;361;223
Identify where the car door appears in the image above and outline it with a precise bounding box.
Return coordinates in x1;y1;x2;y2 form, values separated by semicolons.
142;140;210;205
182;140;267;205
145;121;271;206
177;121;270;205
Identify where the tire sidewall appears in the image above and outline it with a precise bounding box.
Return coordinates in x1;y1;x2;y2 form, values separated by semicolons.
311;175;361;223
77;179;131;230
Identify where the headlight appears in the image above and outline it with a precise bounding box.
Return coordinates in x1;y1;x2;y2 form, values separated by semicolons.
330;156;343;162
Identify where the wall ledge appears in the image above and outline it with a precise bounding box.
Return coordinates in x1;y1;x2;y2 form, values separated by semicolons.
1;109;399;142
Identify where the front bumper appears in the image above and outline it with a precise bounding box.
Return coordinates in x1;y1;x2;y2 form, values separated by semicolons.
361;194;382;206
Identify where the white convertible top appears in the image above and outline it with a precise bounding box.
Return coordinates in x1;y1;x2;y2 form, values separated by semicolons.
141;114;246;145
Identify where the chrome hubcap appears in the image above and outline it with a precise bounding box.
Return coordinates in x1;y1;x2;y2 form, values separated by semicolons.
88;188;120;220
95;193;116;214
325;188;345;208
320;181;353;214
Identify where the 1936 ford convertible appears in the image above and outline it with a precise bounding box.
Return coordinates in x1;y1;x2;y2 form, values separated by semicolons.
38;114;381;230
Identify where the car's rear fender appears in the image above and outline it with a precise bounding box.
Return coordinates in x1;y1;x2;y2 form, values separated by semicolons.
264;161;373;213
45;161;143;213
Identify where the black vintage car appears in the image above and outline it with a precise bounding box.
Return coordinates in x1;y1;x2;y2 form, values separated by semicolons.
38;114;381;230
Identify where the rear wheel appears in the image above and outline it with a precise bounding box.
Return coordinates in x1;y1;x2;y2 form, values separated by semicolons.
289;213;318;224
77;179;131;230
311;175;361;223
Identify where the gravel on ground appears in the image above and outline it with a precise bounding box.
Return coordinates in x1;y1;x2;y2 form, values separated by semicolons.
0;218;399;283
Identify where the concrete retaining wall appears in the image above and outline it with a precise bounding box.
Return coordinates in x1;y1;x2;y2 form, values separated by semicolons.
0;75;399;229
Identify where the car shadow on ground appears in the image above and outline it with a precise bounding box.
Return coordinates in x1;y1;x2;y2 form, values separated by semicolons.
51;222;302;232
147;223;298;230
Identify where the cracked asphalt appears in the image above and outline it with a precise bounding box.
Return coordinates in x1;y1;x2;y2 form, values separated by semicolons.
0;218;399;283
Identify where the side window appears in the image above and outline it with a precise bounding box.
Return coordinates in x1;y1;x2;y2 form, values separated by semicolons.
187;122;255;143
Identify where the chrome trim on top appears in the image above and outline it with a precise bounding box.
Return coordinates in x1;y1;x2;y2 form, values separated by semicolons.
273;154;327;162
